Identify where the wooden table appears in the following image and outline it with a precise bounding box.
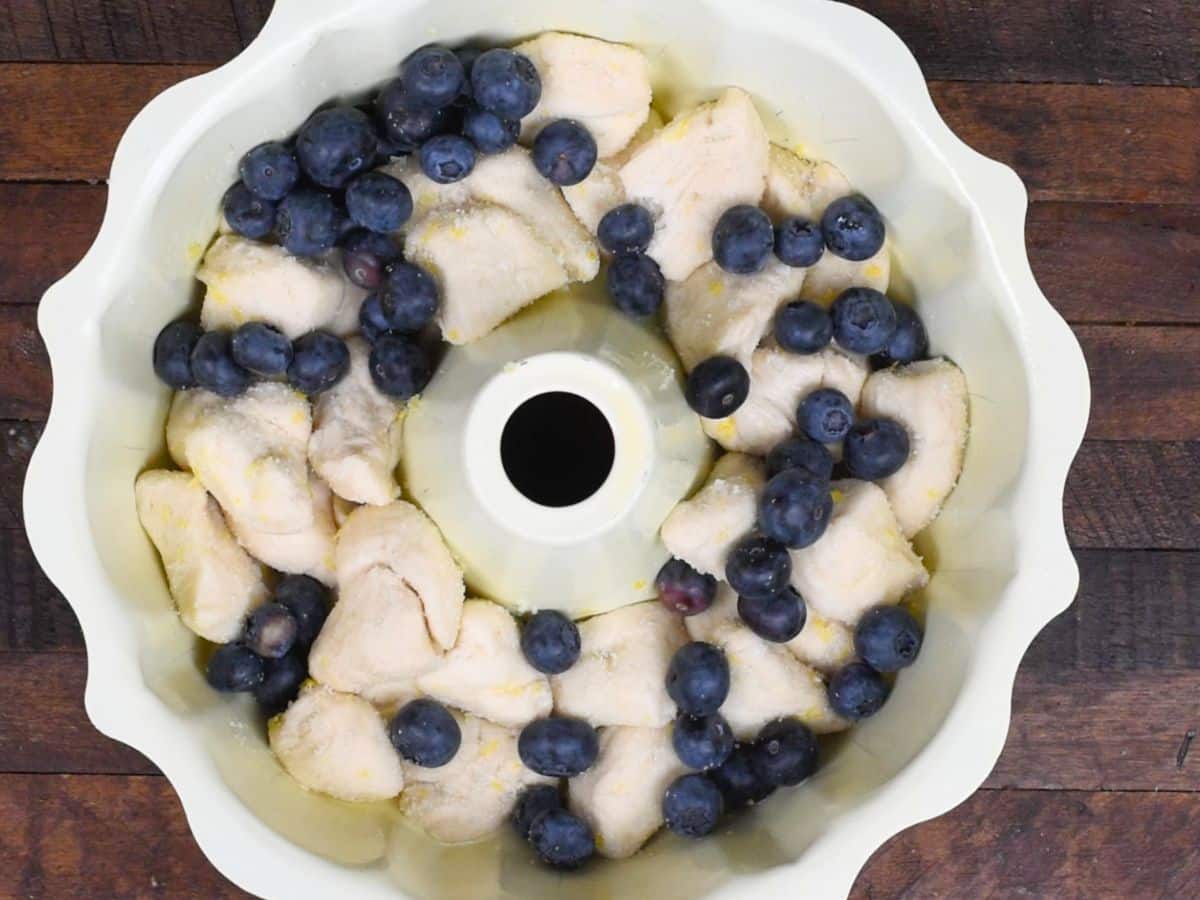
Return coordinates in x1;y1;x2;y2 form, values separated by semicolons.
1;2;1197;896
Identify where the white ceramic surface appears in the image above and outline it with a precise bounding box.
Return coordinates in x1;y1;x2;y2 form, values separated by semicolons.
23;1;1090;898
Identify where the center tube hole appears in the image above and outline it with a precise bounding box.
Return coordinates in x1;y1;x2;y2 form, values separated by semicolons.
501;392;616;508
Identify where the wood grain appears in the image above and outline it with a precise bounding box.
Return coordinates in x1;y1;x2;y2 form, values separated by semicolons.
0;308;50;419
0;184;106;306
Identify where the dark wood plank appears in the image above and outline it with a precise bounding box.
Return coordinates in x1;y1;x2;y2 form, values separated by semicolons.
0;307;50;419
0;522;82;651
0;184;106;306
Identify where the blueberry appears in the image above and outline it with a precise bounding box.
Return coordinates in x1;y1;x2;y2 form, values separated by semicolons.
751;718;818;787
341;228;402;290
726;534;792;601
389;698;462;766
400;46;466;110
844;418;910;480
737;586;806;643
275;187;340;257
369;333;433;400
709;744;775;809
521;610;581;675
774;216;825;267
672;712;735;770
518;716;599;777
470;49;542;119
830;287;898;354
666;642;730;717
685;356;750;419
827;661;890;720
799;388;855;443
358;294;389;343
230;322;292;377
419;134;477;184
222;182;276;240
379;262;440;332
152;320;202;389
655;557;717;616
295;106;378;190
243;603;299;659
454;46;483;101
528;808;595;870
712;205;773;275
758;468;833;549
606;252;665;317
512;783;563;840
273;575;329;647
765;436;834;482
254;651;307;716
206;643;265;692
774;300;833;354
239;140;300;201
462;105;520;154
345;171;413;233
855;606;923;672
662;774;724;838
598;203;654;255
822;194;886;261
532;119;597;186
190;331;252;397
376;78;451;149
870;302;929;368
288;331;350;395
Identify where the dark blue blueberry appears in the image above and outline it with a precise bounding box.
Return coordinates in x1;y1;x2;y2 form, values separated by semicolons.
376;78;451;150
606;252;665;317
341;228;402;290
518;716;599;777
844;418;910;480
230;322;292;377
287;331;350;395
712;205;773;275
462;105;520;154
239;140;300;201
655;557;717;616
685;355;750;419
389;698;461;767
295;106;378;189
709;744;775;809
528;808;595;870
419;134;477;184
190;331;252;397
358;293;389;343
345;171;413;233
672;712;735;770
470;48;542;119
662;774;724;838
454;46;483;102
799;388;855;443
751;718;818;787
855;606;923;672
822;194;886;261
598;203;654;255
521;610;581;675
666;642;730;717
774;300;833;354
725;534;792;602
275;187;340;257
253;650;308;716
758;468;833;549
737;586;807;643
870;302;929;368
243;602;299;659
774;216;825;267
222;182;276;240
827;661;890;720
532;119;597;186
206;643;265;692
379;262;440;333
273;575;329;647
369;332;433;399
152;320;202;389
512;784;563;840
765;436;834;482
830;287;898;354
400;46;466;110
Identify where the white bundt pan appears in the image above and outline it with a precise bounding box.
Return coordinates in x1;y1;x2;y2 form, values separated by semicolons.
23;0;1090;897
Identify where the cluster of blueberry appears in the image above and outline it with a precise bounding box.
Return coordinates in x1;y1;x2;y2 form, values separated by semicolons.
203;575;331;715
597;203;667;317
